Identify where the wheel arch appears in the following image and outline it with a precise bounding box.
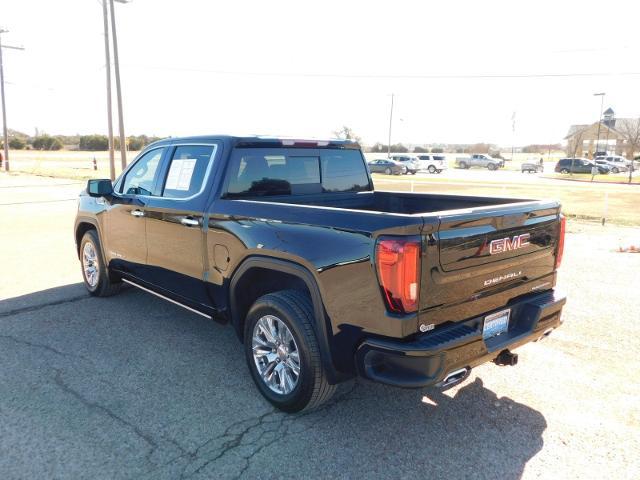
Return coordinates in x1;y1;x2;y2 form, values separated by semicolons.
229;256;339;383
74;217;101;258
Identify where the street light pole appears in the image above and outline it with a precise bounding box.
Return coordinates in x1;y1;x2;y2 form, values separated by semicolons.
0;29;24;173
102;1;115;181
109;0;129;171
387;93;394;158
593;92;605;158
0;30;8;172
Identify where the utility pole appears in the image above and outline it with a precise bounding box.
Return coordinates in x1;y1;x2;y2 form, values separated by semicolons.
593;92;605;158
109;0;129;171
511;111;516;162
0;29;24;173
102;1;115;181
387;93;394;158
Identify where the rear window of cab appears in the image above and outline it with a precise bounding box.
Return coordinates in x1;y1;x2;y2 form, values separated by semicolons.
225;148;371;197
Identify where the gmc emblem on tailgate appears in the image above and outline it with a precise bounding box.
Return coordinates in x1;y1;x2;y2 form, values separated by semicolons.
489;233;531;255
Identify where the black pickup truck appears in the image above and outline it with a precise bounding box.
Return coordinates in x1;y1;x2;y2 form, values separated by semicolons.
75;136;566;412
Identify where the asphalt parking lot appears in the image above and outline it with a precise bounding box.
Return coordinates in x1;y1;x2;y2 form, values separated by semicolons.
1;174;639;479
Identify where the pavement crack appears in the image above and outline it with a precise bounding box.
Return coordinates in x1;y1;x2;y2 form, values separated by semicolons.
0;334;92;363
53;369;159;455
176;380;361;479
0;294;89;318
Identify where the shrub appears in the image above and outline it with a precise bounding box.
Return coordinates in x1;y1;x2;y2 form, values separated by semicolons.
9;137;26;150
31;135;63;150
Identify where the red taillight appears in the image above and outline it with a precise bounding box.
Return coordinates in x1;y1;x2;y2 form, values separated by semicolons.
556;214;566;269
375;237;420;313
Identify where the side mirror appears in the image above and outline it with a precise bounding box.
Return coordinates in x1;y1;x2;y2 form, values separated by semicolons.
87;179;113;197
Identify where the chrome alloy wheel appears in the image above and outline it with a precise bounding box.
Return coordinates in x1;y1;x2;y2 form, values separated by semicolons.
252;315;301;395
82;241;99;288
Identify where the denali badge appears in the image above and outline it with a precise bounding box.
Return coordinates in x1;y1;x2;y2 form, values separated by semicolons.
489;233;530;255
484;271;522;286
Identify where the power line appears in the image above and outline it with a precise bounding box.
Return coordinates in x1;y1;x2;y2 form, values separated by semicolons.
122;64;640;80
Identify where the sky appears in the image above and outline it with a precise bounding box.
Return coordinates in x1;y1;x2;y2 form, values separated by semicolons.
2;0;640;146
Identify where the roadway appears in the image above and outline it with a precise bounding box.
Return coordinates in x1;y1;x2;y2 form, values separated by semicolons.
1;173;638;479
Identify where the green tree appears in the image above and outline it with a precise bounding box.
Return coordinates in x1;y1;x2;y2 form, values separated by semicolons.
430;147;444;153
9;137;26;149
413;146;429;153
32;135;63;150
390;143;408;153
367;142;386;153
79;135;109;151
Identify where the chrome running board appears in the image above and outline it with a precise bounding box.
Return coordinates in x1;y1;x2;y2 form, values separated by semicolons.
122;278;212;319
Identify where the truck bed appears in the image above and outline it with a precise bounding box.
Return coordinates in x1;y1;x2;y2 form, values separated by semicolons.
246;190;535;215
231;189;561;327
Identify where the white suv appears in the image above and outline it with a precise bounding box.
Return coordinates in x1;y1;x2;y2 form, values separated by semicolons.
415;154;448;174
595;155;634;173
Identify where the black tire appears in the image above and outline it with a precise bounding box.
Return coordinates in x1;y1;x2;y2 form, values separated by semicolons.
428;165;436;174
410;170;417;175
459;161;468;169
384;167;392;175
487;163;497;171
612;167;619;174
244;290;336;413
560;168;570;174
80;230;121;297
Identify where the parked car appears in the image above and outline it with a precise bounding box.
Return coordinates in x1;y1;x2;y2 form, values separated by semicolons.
594;159;628;173
390;155;419;174
415;154;448;174
367;159;404;175
455;154;504;170
75;135;566;412
594;155;633;173
555;158;610;174
521;162;543;173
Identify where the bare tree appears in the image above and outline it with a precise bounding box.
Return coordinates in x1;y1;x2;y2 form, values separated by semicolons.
615;118;640;183
570;128;586;158
332;126;362;145
568;128;587;175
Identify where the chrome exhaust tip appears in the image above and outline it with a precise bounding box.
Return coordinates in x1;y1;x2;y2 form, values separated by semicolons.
536;328;554;342
436;367;470;388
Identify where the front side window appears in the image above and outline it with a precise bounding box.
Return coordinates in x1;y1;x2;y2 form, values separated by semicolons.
162;145;215;198
121;148;164;195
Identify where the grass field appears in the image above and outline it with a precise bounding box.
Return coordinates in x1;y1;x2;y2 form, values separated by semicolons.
371;174;640;225
5;149;139;180
3;149;638;225
544;172;639;184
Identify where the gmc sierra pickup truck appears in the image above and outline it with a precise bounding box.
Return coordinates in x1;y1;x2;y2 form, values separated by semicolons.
75;135;566;412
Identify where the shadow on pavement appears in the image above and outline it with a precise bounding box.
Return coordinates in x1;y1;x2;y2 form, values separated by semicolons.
0;284;546;479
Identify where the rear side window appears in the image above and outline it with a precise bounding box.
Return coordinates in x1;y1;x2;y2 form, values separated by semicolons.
162;145;215;198
433;155;445;160
321;151;370;193
226;148;370;197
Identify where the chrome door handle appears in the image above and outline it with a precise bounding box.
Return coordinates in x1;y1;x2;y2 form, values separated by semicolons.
131;209;145;217
180;217;199;227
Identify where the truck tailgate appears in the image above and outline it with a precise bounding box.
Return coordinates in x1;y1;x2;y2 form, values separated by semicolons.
419;200;562;318
438;202;560;272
